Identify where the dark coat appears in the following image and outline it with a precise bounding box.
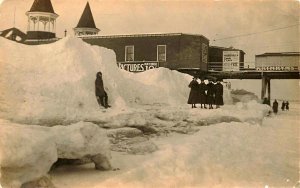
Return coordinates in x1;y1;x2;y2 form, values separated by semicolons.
206;82;215;104
214;83;224;106
188;80;199;104
198;82;207;104
95;76;106;97
286;102;289;110
281;102;285;110
272;101;278;113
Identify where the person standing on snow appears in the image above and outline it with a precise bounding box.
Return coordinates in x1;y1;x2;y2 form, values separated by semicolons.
95;72;110;108
214;79;224;108
272;99;278;114
188;77;199;108
198;78;207;109
285;101;289;111
281;101;285;111
206;79;215;109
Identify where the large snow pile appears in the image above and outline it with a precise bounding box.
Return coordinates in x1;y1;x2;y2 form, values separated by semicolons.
0;37;231;124
0;120;111;188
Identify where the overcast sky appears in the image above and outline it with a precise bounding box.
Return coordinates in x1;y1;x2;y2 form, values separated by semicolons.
0;0;299;61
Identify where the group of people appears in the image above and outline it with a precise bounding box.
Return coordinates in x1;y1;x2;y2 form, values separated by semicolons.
269;99;290;114
188;77;224;109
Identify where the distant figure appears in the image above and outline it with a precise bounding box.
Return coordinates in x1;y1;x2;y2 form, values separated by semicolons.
188;77;199;108
214;79;224;108
198;79;207;109
281;101;285;111
272;99;278;114
95;72;110;108
227;82;231;90
286;101;289;111
206;80;215;109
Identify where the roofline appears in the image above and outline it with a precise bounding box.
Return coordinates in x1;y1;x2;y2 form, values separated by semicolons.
209;45;246;54
74;27;100;31
256;52;300;57
79;33;210;41
26;11;59;17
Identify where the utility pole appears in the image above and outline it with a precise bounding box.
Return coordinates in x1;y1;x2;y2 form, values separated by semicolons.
64;29;67;37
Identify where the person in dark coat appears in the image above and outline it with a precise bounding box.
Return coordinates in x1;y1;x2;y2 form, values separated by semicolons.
281;101;285;111
206;80;215;109
272;99;278;114
286;101;289;111
95;72;110;108
188;77;199;108
214;79;224;108
198;79;207;109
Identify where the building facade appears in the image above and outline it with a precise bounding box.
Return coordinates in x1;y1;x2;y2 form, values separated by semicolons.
81;33;209;72
208;46;245;71
255;52;300;71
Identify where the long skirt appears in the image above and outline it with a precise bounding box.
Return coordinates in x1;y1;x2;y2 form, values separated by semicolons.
188;90;198;104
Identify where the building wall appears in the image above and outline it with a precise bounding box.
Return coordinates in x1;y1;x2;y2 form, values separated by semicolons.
255;55;300;70
82;34;209;71
208;47;245;71
26;31;56;40
178;35;209;71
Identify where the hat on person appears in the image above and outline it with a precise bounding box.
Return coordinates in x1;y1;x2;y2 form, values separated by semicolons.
96;72;102;77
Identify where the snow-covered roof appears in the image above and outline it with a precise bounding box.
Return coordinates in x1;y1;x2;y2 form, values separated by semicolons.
79;33;209;41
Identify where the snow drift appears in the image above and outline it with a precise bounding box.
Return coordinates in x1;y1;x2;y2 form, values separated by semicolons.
0;37;231;124
0;120;111;188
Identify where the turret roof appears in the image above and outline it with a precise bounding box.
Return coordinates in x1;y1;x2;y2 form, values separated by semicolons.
29;0;56;14
75;2;98;29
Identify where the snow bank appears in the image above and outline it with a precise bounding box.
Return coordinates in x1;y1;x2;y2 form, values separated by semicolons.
0;120;111;188
0;121;57;188
0;37;233;124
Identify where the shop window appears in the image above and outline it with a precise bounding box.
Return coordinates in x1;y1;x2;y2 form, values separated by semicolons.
157;45;166;62
125;46;134;61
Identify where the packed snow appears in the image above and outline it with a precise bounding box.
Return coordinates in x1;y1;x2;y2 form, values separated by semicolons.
0;37;212;125
0;37;299;188
0;121;112;188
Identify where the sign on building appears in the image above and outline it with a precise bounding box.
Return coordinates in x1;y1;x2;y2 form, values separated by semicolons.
118;61;159;72
223;51;240;71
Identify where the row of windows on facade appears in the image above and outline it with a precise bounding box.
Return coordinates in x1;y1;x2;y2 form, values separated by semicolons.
125;45;166;62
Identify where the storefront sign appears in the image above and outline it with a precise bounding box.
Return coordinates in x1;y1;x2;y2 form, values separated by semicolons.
256;66;299;71
223;51;240;71
118;62;159;72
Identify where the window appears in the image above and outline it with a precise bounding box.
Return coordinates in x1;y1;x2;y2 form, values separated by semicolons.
157;45;166;62
125;46;134;61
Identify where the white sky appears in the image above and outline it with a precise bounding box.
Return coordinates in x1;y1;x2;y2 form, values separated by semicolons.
0;0;299;61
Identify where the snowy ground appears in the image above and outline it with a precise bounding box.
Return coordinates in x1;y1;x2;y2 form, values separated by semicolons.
0;37;299;188
50;103;300;188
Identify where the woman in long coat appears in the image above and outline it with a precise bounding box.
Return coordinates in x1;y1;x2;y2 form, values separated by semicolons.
198;79;207;109
188;77;199;108
214;80;224;108
206;80;215;109
272;99;278;114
